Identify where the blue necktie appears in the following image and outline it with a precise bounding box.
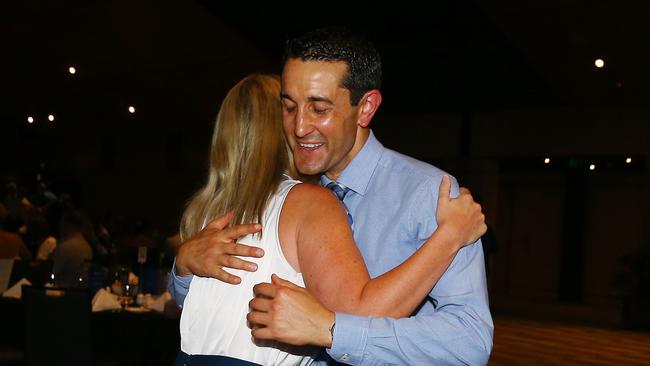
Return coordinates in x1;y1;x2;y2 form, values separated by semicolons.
325;182;354;229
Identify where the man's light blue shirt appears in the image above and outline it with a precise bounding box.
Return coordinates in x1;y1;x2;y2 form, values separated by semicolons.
169;131;493;365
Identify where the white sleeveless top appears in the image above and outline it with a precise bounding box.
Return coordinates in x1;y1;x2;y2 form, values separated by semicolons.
180;178;319;365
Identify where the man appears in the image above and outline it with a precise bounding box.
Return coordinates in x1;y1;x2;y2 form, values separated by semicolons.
170;27;493;365
52;210;93;288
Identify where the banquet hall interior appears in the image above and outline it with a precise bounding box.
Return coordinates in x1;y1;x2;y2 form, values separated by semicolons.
1;1;650;365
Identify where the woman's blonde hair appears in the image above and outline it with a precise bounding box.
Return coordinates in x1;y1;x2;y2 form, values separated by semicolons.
180;74;297;241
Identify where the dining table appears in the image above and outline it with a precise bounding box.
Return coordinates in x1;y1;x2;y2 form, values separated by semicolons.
0;290;180;365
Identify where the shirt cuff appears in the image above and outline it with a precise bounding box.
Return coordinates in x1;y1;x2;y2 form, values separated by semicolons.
169;258;193;307
327;312;370;365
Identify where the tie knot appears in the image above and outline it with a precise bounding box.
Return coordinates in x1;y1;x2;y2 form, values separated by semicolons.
325;182;349;201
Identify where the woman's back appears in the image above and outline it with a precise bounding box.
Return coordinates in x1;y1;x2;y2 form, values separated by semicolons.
180;178;318;365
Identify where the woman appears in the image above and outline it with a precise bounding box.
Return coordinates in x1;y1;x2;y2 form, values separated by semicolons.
176;74;485;365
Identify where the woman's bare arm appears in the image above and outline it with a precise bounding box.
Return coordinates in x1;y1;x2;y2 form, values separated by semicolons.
279;176;486;318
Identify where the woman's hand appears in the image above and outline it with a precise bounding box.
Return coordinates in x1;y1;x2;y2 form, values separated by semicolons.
436;176;487;249
175;212;265;284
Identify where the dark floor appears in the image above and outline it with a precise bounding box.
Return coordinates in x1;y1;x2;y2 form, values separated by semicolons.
489;316;650;366
3;316;650;365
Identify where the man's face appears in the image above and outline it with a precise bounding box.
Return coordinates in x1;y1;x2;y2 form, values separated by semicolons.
281;59;364;179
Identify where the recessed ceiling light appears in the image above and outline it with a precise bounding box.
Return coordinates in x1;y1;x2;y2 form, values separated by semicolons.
594;59;605;68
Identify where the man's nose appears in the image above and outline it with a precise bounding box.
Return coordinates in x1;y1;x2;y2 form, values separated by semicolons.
294;108;314;137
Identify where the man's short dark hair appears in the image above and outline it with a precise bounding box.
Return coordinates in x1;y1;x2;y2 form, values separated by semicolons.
284;27;382;106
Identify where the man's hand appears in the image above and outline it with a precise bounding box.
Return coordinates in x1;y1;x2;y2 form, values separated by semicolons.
436;176;487;247
175;212;264;284
247;274;335;347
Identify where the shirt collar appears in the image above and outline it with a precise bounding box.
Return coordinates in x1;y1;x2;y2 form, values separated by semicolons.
320;130;383;196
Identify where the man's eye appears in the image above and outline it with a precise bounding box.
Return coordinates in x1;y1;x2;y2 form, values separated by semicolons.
312;105;330;115
283;105;296;113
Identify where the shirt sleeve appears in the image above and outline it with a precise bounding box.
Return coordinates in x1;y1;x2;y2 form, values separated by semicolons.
167;257;193;307
327;175;493;365
327;243;492;365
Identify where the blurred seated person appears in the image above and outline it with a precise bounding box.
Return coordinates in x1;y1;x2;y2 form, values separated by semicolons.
30;182;57;208
23;208;58;260
0;214;32;260
52;210;93;287
80;214;110;262
95;220;116;257
5;182;32;223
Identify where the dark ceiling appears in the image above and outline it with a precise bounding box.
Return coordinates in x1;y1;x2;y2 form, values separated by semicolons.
2;0;649;132
1;0;648;228
203;1;556;112
206;0;650;111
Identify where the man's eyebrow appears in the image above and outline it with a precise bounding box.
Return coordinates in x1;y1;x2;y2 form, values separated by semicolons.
308;96;334;104
280;93;334;105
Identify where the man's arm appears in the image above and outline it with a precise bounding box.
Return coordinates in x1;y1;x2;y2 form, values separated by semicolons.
248;177;493;365
324;178;493;365
167;212;265;306
249;242;492;365
328;241;492;365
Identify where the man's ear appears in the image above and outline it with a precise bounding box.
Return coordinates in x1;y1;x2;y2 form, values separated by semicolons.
357;90;382;128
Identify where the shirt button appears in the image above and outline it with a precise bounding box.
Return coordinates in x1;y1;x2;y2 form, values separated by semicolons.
341;353;349;361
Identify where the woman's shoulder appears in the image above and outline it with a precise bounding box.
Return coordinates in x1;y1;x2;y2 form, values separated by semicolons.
286;182;337;205
281;183;343;225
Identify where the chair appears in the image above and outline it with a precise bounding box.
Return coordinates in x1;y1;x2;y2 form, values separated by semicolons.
22;286;93;366
9;260;53;287
0;292;24;365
